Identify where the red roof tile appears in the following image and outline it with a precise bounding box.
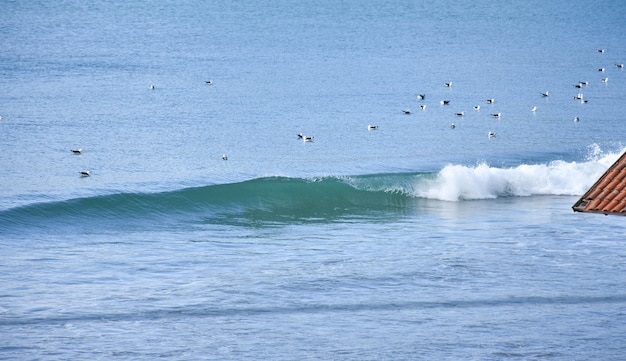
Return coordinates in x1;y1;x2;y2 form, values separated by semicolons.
573;152;626;216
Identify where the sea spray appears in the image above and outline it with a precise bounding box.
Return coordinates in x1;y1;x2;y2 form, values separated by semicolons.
412;149;622;201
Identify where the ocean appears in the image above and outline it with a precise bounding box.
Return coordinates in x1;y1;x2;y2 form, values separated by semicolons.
2;0;626;359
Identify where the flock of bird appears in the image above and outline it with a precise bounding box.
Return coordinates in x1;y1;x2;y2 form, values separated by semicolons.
363;48;623;140
69;49;622;177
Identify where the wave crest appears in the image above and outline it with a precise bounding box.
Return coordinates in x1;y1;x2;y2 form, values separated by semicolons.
416;159;607;201
0;148;621;229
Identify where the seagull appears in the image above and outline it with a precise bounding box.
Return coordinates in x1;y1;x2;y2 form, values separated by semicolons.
419;104;427;110
149;85;155;90
450;123;456;129
440;100;450;105
403;109;411;114
71;149;82;154
598;68;605;72
617;64;624;68
205;80;213;85
573;93;584;100
222;154;228;160
601;77;609;83
531;106;537;112
455;112;465;116
491;113;501;118
574;117;580;122
444;82;453;87
541;91;549;97
473;105;481;111
299;134;314;142
488;132;496;138
598;49;605;53
579;81;589;86
80;171;91;177
574;83;583;89
368;125;378;130
298;133;314;141
417;94;425;100
486;99;495;104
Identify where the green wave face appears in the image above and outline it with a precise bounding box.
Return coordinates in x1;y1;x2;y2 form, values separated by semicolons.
0;174;431;232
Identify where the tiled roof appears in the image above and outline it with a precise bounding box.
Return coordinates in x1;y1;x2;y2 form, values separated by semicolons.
573;152;626;216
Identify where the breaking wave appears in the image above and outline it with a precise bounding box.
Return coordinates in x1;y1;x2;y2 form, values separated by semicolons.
0;147;620;230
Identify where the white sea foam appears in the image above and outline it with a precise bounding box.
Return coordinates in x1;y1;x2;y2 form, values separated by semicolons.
415;146;624;201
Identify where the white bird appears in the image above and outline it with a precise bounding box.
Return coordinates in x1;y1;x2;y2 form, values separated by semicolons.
444;82;453;87
450;123;456;129
579;81;589;86
440;100;450;105
368;125;378;130
617;64;624;68
473;105;481;111
488;132;496;138
598;68;605;72
222;154;228;160
491;113;501;118
149;85;155;90
417;94;425;100
531;106;537;112
486;99;495;104
205;80;213;85
573;93;584;100
402;109;411;114
541;91;549;97
574;117;580;122
71;149;82;154
80;171;91;177
598;49;605;53
419;104;427;110
601;77;609;83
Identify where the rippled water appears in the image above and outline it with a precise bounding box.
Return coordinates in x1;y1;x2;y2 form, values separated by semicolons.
2;0;626;359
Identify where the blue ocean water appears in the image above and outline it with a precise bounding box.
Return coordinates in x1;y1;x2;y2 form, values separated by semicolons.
2;0;626;359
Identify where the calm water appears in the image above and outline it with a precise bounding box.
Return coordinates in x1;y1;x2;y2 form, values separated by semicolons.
2;1;626;359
